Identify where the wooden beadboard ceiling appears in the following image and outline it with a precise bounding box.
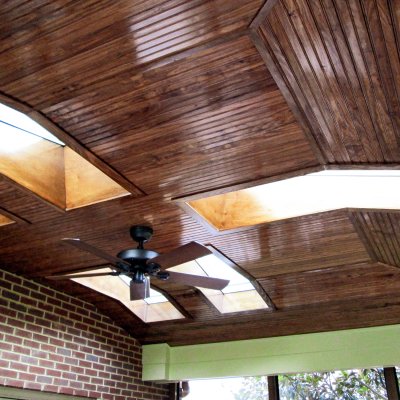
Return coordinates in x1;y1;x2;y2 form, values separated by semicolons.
1;0;400;345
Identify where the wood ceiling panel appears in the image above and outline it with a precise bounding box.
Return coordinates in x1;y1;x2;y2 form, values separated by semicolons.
0;179;60;225
260;262;400;309
38;34;318;195
351;211;400;267
44;35;273;141
131;295;400;345
252;0;400;164
203;210;371;278
1;0;263;107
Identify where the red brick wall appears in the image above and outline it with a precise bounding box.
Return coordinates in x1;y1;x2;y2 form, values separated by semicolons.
0;269;170;400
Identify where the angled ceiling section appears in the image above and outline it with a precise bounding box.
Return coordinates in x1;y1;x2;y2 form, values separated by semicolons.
250;0;400;165
351;211;400;267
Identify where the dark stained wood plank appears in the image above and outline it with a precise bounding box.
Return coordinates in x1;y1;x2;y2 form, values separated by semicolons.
0;0;264;104
0;206;30;225
251;0;400;164
0;178;65;226
35;34;319;196
132;294;400;345
257;16;339;163
268;376;280;400
287;0;378;162
249;32;326;165
315;0;387;161
384;367;400;400
277;0;363;162
348;210;379;262
214;210;371;278
343;0;399;158
351;211;400;268
259;262;400;309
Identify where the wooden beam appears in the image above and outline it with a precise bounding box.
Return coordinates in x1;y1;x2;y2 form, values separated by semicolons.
268;376;280;400
0;206;30;225
384;367;400;400
169;383;179;400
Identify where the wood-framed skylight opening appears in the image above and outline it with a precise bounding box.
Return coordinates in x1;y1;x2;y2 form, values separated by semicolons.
184;169;400;231
69;268;185;323
0;213;15;227
168;246;270;313
0;101;130;210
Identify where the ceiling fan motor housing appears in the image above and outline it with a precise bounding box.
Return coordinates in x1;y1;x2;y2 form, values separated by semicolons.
117;248;161;280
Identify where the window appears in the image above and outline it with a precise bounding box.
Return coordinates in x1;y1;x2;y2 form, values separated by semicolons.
184;377;268;400
184;368;393;400
279;369;387;400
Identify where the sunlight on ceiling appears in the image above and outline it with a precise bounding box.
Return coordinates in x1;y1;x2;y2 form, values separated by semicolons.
187;169;400;231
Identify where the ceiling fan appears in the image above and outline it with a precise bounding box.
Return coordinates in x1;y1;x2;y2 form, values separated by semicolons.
47;226;229;301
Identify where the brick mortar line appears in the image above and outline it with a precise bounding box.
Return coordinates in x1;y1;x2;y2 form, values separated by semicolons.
1;270;122;329
0;289;137;346
1;320;139;360
3;358;141;381
2;285;121;334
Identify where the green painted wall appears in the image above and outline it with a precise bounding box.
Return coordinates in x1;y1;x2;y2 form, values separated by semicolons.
142;324;400;381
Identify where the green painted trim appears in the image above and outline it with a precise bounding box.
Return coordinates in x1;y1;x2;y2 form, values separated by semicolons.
142;324;400;381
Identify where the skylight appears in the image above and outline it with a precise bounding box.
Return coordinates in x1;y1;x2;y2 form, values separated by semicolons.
0;213;15;227
168;247;268;313
0;101;129;210
69;268;184;323
0;103;64;147
186;169;400;231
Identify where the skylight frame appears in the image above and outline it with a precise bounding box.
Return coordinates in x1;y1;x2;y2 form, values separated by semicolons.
179;168;400;232
0;213;15;227
67;267;185;323
0;99;131;211
168;245;274;313
0;103;65;146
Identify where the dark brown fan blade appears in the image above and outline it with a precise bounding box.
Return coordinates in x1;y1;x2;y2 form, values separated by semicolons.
62;238;130;269
130;277;150;301
150;242;212;269
166;271;229;290
46;271;115;280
